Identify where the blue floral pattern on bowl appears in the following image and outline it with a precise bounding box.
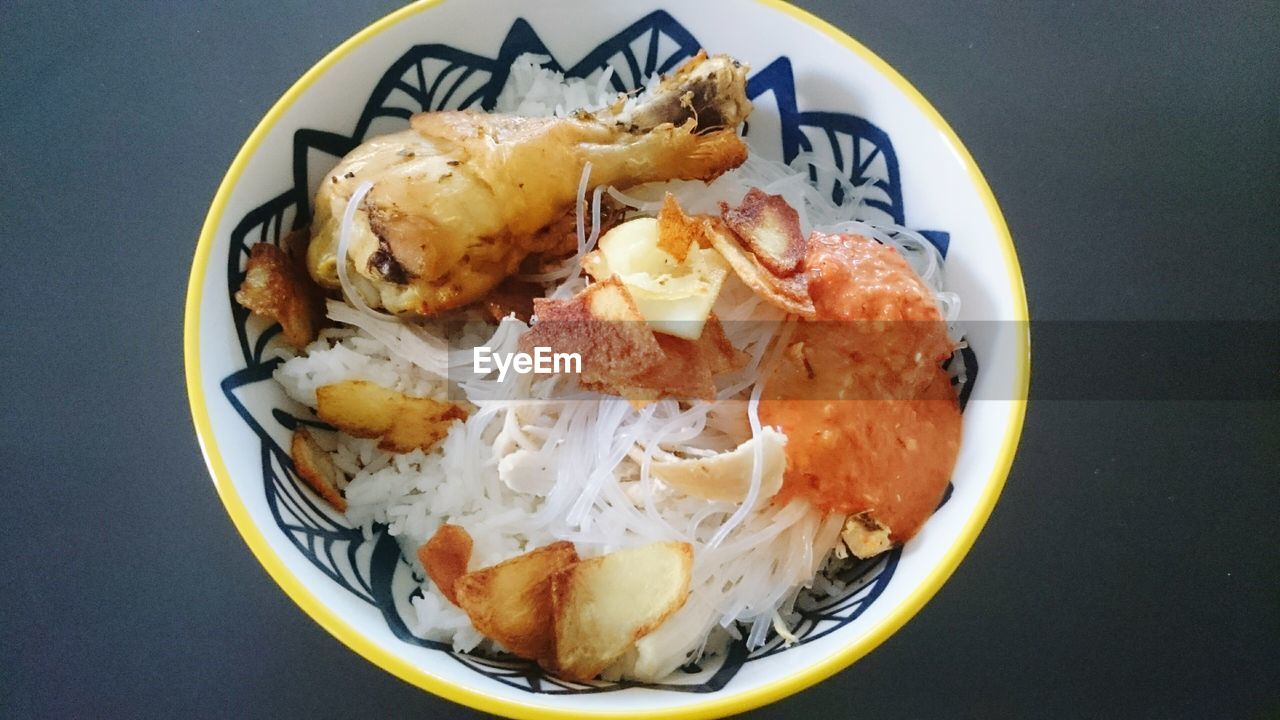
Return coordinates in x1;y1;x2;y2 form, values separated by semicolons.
220;10;977;694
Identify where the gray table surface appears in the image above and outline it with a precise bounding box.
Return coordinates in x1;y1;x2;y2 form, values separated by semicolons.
2;1;1277;718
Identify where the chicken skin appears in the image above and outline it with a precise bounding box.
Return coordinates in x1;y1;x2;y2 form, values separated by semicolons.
307;53;753;315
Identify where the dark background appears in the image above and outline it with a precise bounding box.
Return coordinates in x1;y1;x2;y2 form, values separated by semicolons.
2;1;1276;718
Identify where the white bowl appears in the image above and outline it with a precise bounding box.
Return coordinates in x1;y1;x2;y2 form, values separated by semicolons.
185;0;1030;716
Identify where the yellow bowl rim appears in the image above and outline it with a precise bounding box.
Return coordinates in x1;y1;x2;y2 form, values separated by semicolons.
183;1;1031;717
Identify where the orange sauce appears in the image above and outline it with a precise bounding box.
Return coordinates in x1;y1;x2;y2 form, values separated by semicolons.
759;233;961;542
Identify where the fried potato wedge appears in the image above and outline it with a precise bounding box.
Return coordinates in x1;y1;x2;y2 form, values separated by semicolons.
549;541;693;682
315;380;401;437
379;395;468;453
418;524;473;605
289;427;346;512
651;427;786;502
720;188;806;276
314;380;466;453
703;218;815;317
234;240;324;349
454;541;579;661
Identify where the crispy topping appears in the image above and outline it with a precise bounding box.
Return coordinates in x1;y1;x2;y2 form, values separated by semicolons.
614;315;746;402
702;217;815;317
521;278;665;395
521;279;743;403
656;193;704;261
839;513;893;559
720;188;806;276
615;332;717;403
289;428;346;512
695;314;747;375
234;238;325;349
584;202;730;340
418;524;474;605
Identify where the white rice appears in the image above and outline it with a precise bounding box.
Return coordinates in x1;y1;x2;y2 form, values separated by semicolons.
274;54;955;677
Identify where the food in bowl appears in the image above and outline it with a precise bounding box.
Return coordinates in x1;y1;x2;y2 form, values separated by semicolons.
234;50;968;684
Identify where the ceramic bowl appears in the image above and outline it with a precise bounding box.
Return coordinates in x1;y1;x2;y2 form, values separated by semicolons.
185;0;1029;716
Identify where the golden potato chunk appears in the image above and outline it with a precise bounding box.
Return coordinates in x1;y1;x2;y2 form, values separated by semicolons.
289;427;346;512
549;541;693;682
454;541;579;661
313;380;466;453
417;524;473;605
234;240;323;349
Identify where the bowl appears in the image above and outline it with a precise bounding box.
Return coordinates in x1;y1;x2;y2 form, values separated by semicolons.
184;0;1030;716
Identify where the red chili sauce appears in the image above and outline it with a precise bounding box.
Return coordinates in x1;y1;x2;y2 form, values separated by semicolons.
759;233;961;542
